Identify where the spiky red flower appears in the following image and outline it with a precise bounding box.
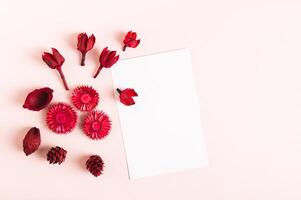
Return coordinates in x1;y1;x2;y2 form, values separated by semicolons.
71;86;99;111
83;110;111;140
77;33;96;66
23;87;53;111
86;155;104;177
123;31;140;51
116;88;138;106
46;103;77;134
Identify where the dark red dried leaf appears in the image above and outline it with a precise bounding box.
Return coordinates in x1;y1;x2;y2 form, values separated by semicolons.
23;127;41;156
23;87;53;111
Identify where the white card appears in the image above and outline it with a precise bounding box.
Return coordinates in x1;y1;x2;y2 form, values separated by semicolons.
112;49;208;179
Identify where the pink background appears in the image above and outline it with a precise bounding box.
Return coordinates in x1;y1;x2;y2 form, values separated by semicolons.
1;0;301;199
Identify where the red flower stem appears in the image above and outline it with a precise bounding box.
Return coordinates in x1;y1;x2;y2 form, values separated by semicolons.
116;88;122;94
93;65;103;78
122;45;127;51
57;68;69;90
81;52;86;66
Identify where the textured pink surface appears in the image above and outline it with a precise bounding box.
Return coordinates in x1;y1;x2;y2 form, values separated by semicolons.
0;0;301;199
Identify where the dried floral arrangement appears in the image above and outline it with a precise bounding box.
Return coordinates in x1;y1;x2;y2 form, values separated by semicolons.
22;31;140;177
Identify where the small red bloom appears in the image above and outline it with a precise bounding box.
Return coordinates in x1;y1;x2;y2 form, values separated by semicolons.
42;48;69;90
123;31;140;51
93;47;119;78
71;85;99;111
23;127;41;156
86;155;104;177
117;88;138;106
77;33;96;66
46;103;77;134
23;87;53;111
83;110;111;140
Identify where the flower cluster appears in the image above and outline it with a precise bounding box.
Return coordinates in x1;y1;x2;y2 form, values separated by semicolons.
21;31;140;177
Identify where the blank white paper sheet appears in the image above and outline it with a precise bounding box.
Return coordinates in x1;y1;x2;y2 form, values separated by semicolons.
112;49;208;179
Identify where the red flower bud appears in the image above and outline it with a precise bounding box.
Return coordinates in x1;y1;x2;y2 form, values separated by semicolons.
116;88;138;106
123;31;140;51
42;48;69;90
77;33;96;66
23;127;41;156
23;87;53;111
93;47;119;78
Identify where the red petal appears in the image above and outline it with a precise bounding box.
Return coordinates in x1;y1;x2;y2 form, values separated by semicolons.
100;47;109;59
86;34;96;51
130;32;137;39
120;95;135;106
99;47;109;65
108;51;117;59
23;87;53;111
42;53;58;69
104;54;119;68
123;88;138;96
128;39;140;48
51;48;65;67
118;88;138;106
23;127;41;156
124;31;136;42
77;33;88;52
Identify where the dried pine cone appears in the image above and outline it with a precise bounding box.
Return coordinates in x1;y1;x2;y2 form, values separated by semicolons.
47;146;67;165
86;155;104;177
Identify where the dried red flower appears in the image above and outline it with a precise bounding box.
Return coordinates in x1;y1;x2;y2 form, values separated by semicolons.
86;155;104;177
77;33;96;66
123;31;140;51
93;47;119;78
83;110;111;140
46;103;77;134
47;146;67;165
23;87;53;111
42;48;69;90
71;86;99;112
116;88;138;106
23;127;41;156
